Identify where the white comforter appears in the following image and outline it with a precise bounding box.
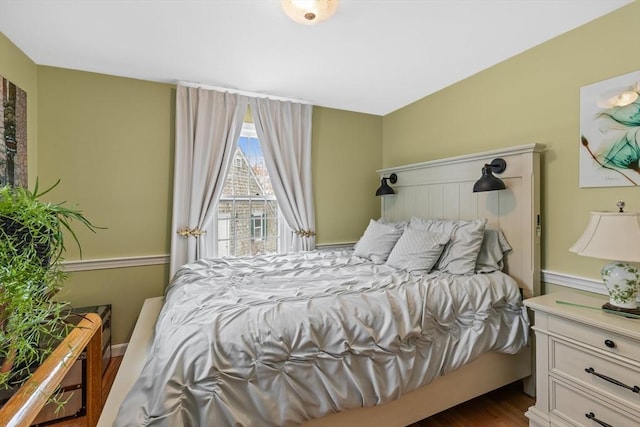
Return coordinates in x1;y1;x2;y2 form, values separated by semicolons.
114;249;529;426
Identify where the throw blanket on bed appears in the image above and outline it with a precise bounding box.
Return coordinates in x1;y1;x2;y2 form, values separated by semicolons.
114;249;529;426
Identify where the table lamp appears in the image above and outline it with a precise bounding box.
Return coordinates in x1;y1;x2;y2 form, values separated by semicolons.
569;201;640;314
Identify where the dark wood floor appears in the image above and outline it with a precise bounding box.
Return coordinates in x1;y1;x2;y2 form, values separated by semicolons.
53;356;533;426
410;381;533;426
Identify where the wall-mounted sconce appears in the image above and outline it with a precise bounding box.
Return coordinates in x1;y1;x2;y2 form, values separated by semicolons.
376;173;397;196
472;158;507;192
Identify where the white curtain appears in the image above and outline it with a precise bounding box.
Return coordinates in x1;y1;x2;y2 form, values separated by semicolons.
249;97;316;251
170;86;248;277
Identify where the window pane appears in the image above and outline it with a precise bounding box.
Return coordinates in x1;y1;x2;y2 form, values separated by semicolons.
213;123;281;257
218;240;230;257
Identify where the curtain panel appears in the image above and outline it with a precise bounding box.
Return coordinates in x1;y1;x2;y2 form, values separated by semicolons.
249;98;316;251
169;86;248;277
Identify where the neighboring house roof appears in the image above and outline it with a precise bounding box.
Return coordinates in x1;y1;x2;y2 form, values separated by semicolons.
221;147;270;197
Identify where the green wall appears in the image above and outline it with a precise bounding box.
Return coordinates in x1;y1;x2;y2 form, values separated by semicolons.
32;67;381;344
37;67;175;260
0;39;383;344
313;107;382;244
0;33;38;184
36;67;176;345
5;2;635;345
383;2;640;290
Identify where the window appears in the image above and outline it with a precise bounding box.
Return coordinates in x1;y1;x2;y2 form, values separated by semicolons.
251;212;266;240
208;123;283;257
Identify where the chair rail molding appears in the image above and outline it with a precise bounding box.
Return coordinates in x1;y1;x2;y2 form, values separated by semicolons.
61;246;358;272
62;255;169;272
541;269;607;296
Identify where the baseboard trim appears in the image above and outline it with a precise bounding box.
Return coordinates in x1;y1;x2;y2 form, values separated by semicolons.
111;343;127;358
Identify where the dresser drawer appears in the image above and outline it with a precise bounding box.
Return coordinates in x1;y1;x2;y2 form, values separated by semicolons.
551;338;640;412
549;316;640;363
551;378;638;426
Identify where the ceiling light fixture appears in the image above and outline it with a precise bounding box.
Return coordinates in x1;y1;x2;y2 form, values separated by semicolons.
281;0;338;25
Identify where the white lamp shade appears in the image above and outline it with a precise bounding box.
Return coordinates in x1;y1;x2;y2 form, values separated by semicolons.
281;0;338;25
570;211;640;262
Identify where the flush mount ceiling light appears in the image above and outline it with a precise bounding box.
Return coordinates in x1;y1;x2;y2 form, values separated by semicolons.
281;0;338;25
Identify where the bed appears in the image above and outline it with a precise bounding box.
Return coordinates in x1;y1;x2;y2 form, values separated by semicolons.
99;143;544;427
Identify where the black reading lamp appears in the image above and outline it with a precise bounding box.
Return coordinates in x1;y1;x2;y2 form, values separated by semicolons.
376;173;397;196
473;158;507;192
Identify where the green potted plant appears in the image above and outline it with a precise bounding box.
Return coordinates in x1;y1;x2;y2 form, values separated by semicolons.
0;180;99;394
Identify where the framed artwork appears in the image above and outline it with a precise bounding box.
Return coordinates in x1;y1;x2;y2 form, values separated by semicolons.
579;70;640;188
1;75;28;188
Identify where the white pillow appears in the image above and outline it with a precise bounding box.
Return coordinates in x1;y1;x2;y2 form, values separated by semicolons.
377;218;409;231
386;227;450;272
475;227;512;273
353;219;403;263
410;217;487;275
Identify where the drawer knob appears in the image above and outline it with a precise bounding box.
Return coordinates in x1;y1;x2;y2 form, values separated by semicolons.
604;339;615;348
585;412;612;427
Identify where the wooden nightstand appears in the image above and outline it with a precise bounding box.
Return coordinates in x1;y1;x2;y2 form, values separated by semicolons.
524;292;640;427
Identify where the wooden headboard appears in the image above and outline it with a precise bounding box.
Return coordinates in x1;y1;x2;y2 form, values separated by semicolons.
378;143;545;299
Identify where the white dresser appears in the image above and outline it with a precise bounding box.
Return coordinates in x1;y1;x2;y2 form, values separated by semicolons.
525;292;640;427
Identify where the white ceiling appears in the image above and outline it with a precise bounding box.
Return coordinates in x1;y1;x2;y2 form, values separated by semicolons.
0;0;633;116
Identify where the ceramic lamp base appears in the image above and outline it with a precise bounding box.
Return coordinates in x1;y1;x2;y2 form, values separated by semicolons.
601;261;639;309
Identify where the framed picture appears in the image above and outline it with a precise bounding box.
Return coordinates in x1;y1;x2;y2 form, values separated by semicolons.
1;75;28;188
579;70;640;188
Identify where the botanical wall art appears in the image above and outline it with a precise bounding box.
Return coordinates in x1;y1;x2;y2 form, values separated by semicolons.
579;70;640;187
0;75;27;188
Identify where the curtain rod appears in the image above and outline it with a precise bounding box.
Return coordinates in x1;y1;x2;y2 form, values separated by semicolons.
177;81;312;105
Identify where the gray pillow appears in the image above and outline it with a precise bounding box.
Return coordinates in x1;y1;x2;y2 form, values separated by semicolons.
409;217;487;275
386;227;450;272
475;227;512;273
353;219;403;263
